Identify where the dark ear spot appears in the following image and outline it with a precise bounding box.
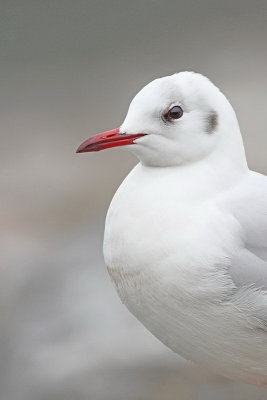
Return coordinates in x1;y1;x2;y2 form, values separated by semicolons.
206;110;218;134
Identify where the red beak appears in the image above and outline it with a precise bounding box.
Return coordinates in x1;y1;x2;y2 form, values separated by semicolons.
76;128;146;153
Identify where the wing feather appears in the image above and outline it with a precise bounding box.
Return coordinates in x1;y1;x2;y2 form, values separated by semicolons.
226;171;267;289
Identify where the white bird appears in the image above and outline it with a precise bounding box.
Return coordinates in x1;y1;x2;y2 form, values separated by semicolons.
77;72;267;386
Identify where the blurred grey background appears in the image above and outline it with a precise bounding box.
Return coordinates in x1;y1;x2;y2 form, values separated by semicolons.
1;1;267;399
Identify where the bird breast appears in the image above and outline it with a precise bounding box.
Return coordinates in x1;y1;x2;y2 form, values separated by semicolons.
103;165;242;302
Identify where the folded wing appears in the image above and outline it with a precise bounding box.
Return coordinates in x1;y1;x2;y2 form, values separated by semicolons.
227;171;267;290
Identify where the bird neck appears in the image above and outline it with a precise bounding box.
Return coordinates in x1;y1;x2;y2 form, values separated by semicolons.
131;150;248;202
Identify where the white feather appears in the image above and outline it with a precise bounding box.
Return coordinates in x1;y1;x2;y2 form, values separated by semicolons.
103;72;267;384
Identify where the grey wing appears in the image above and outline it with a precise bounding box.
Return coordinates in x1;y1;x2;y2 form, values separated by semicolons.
230;248;267;290
227;171;267;290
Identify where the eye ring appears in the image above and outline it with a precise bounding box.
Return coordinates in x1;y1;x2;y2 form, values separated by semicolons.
164;105;183;122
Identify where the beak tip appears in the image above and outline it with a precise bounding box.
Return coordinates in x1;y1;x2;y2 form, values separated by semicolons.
76;143;88;153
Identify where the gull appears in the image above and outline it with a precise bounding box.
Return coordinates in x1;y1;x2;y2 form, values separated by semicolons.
77;72;267;385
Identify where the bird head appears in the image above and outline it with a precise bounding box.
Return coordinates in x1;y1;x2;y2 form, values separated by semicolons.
77;72;245;168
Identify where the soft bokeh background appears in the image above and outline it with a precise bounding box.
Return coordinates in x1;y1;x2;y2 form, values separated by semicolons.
1;1;267;399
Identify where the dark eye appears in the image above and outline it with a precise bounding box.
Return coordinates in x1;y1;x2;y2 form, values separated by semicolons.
164;105;183;121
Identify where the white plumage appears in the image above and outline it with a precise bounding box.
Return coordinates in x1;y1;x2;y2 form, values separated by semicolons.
79;72;267;385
